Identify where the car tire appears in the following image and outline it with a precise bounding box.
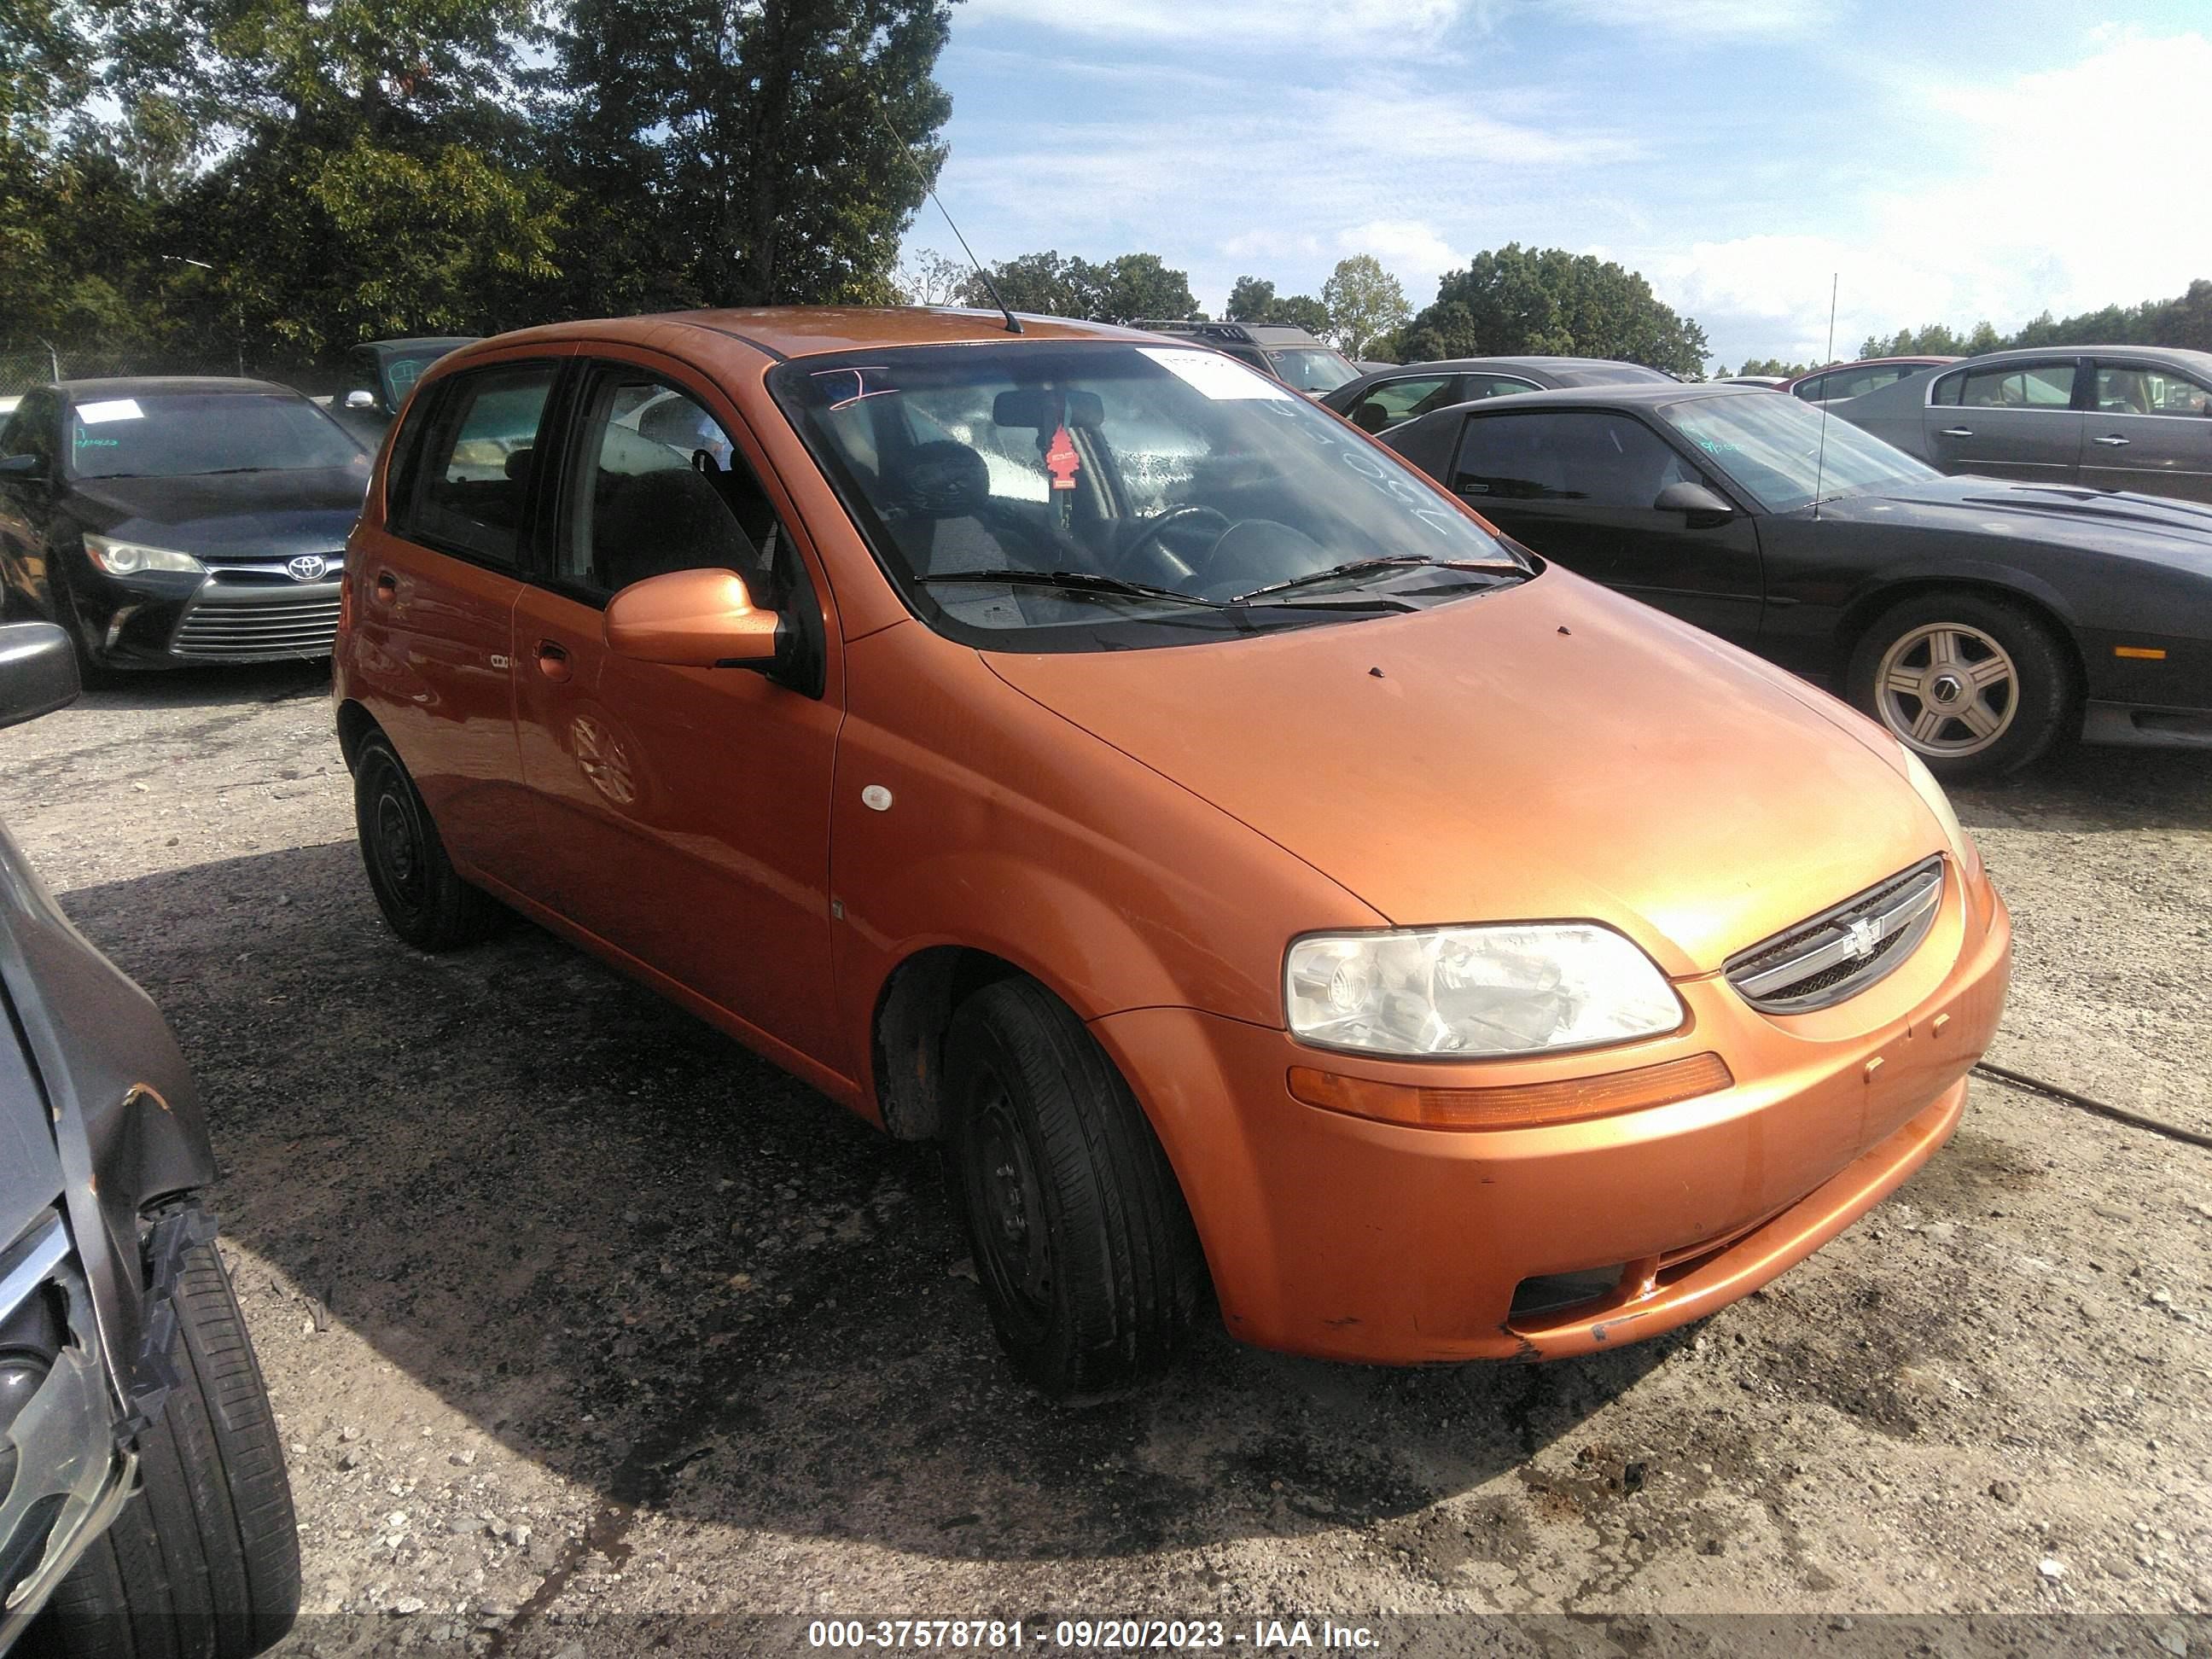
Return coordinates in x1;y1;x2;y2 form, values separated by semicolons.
1845;591;2075;779
943;978;1207;1400
353;730;504;951
25;1233;300;1659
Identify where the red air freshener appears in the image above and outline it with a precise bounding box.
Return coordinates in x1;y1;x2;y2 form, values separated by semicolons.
1044;425;1080;491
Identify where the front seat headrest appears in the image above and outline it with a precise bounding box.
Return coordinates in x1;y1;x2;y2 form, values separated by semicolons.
882;439;991;520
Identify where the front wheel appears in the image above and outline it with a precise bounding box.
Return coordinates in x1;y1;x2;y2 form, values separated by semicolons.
944;979;1207;1399
1845;591;2075;779
26;1231;300;1659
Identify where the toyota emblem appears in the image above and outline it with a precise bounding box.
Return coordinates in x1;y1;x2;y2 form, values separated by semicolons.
286;554;329;582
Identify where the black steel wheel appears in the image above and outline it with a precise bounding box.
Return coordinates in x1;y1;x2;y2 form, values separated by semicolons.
944;978;1207;1399
352;729;504;951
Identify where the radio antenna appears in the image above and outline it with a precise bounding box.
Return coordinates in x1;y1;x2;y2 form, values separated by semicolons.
867;78;1021;335
1811;271;1838;520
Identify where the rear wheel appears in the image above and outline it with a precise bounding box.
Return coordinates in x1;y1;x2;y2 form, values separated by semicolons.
352;730;504;951
944;979;1207;1399
1846;591;2075;778
26;1234;300;1659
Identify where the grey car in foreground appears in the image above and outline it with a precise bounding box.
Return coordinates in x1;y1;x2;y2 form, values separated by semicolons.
0;622;298;1655
1321;356;1677;434
1380;383;2212;774
1837;345;2212;503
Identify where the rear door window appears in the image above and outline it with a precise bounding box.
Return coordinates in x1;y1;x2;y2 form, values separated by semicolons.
398;363;558;566
1936;361;2076;410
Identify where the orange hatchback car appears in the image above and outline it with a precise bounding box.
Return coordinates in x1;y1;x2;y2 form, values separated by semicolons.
333;309;2011;1396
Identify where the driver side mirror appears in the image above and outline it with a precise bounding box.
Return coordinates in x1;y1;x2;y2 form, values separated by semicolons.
604;568;781;671
343;389;377;411
0;452;45;480
0;622;81;730
1654;480;1736;524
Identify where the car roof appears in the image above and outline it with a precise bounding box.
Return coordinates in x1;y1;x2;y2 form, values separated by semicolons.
1942;344;2212;370
477;306;1150;363
361;336;480;356
54;376;300;399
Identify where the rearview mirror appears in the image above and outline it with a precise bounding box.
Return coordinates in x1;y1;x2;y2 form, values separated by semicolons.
1655;480;1735;522
0;622;81;730
604;568;780;670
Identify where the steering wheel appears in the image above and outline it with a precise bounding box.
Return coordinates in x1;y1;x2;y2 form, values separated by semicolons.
1117;504;1233;584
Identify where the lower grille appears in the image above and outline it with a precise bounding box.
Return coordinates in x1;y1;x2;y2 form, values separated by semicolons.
170;593;341;660
1726;857;1945;1014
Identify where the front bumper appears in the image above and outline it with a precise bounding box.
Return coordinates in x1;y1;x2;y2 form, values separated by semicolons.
1091;864;2011;1365
72;562;343;667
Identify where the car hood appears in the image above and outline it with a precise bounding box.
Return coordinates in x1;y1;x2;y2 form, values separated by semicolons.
983;571;1947;978
68;466;370;559
1825;475;2212;564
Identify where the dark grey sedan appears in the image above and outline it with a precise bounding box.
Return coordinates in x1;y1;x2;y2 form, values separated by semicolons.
1320;356;1677;434
1837;345;2212;503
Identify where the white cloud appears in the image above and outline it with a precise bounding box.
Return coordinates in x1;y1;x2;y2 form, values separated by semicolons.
957;0;1475;54
1336;219;1469;296
1544;0;1842;38
1646;30;2212;364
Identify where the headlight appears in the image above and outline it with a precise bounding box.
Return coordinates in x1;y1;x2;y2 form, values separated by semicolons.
84;535;205;576
1899;745;1981;881
1285;923;1684;1058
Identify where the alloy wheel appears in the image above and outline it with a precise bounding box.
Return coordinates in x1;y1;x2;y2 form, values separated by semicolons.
1874;621;2018;758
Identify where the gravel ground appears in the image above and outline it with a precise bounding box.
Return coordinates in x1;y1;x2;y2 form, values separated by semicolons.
2;661;2208;1655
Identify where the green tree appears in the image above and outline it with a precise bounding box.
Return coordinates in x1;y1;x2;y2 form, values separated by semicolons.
1225;275;1277;322
1319;254;1409;358
896;247;971;306
81;0;561;362
963;249;1196;323
1400;243;1709;375
1732;357;1809;378
545;0;954;313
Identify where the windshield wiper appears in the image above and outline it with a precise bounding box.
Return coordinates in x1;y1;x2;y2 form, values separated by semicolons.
197;466;275;475
917;569;1226;608
1228;555;1522;605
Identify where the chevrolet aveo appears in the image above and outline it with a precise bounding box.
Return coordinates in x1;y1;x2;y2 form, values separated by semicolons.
332;309;2011;1397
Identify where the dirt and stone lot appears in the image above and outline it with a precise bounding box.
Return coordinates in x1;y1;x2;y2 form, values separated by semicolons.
2;661;2208;1656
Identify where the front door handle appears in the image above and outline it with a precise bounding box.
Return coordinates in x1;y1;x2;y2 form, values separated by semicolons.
372;569;399;602
1938;427;1973;438
2092;434;2131;447
536;639;573;683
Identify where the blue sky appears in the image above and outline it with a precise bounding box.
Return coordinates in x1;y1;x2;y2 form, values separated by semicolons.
908;1;2212;370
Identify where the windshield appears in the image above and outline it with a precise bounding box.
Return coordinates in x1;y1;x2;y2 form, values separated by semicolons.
67;392;366;479
1266;348;1359;393
771;341;1526;651
1658;391;1936;512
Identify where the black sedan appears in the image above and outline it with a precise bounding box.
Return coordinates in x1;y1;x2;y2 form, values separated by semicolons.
0;377;369;672
1836;345;2212;504
1380;382;2212;776
1322;356;1678;434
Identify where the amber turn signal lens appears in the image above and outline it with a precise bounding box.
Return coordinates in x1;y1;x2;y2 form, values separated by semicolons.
1287;1051;1734;1132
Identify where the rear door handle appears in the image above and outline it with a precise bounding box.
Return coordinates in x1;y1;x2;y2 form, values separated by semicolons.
2092;434;2131;447
536;639;573;683
1938;427;1973;438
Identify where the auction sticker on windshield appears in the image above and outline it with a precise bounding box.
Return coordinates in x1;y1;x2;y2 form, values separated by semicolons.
75;399;144;423
1138;347;1293;402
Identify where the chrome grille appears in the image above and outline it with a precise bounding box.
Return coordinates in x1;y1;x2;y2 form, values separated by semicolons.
1725;857;1945;1014
170;593;341;660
